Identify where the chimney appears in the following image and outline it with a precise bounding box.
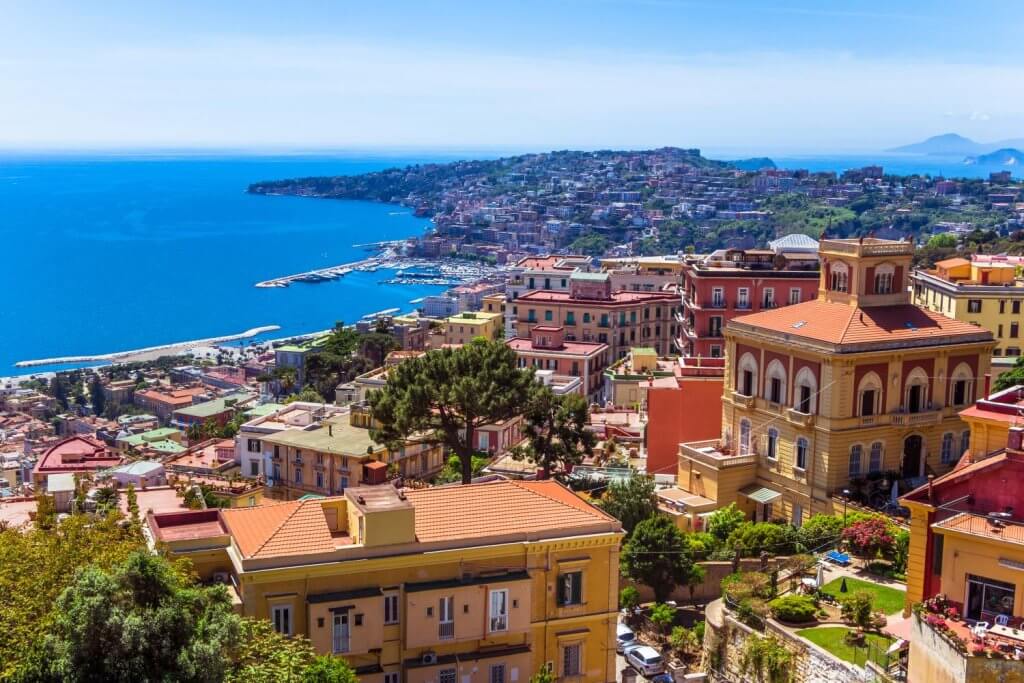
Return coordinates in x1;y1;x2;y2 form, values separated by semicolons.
1008;426;1024;454
984;372;992;398
927;474;935;504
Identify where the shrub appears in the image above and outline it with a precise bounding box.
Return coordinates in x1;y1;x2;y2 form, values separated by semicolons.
737;598;769;629
669;625;698;656
768;595;818;623
796;514;843;551
722;572;773;603
685;531;718;558
619;586;640;611
740;634;793;683
891;529;910;572
706;503;746;544
841;590;875;630
842;517;894;558
727;522;798;558
693;620;706;643
649;603;676;633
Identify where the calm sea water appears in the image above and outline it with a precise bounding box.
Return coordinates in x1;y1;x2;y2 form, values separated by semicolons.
716;152;1020;179
0;153;456;374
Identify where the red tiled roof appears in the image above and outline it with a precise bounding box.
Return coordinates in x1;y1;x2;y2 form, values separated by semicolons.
730;300;992;348
506;338;608;356
516;290;677;305
33;436;122;475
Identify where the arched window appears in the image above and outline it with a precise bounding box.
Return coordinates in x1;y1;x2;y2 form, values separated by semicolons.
949;362;974;407
961;431;971;458
874;263;896;295
794;366;817;414
904;367;930;414
941;432;955;464
869;442;883;473
856;371;883;417
739;419;752;456
830;261;850;293
795;437;808;470
738;352;758;397
766;427;779;460
765;359;787;405
849;444;863;478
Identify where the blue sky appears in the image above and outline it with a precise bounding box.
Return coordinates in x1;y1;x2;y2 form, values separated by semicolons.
1;1;1022;152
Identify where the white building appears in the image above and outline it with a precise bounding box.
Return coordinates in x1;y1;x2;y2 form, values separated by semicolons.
234;402;346;481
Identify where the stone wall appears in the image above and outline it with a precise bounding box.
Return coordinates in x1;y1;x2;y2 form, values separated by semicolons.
627;558;788;604
702;598;872;683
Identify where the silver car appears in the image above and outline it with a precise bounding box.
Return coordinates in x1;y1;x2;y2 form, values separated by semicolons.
625;645;665;677
616;623;637;654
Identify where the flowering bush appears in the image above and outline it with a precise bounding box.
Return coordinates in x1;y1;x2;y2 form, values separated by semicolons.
841;517;895;558
925;614;946;628
971;643;987;656
945;606;959;620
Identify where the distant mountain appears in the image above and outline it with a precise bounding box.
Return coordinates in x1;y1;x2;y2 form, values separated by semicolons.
889;133;1024;156
730;157;776;171
965;148;1024;166
888;133;986;156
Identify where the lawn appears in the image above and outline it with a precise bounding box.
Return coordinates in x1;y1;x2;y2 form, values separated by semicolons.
820;576;905;615
796;626;893;667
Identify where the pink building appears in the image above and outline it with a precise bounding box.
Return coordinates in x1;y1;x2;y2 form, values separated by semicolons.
32;435;122;489
507;326;610;400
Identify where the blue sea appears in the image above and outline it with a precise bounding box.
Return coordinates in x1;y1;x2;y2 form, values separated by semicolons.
713;152;1020;179
1;149;1016;377
0;153;461;375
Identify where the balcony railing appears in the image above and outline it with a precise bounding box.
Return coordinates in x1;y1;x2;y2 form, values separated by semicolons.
786;407;814;427
731;391;755;408
891;409;941;426
735;301;752;310
680;440;757;468
438;621;455;640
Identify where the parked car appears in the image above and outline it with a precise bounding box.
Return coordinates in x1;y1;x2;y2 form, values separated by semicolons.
625;645;665;677
616;623;637;654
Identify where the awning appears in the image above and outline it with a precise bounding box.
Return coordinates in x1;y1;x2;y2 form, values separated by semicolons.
740;484;782;504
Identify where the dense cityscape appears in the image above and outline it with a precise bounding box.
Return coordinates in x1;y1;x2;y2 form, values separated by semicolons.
3;145;1024;683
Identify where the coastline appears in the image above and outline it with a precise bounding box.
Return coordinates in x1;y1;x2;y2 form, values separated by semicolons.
14;325;281;369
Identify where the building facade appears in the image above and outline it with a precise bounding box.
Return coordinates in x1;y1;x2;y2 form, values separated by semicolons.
507;326;609;401
150;480;624;683
444;311;504;346
678;238;994;526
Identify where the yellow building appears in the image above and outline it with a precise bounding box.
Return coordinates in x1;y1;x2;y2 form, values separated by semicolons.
150;479;624;682
900;428;1024;683
912;256;1024;360
675;238;994;526
444;310;503;346
262;405;444;500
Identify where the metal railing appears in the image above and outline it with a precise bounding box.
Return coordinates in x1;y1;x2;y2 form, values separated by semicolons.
438;621;454;640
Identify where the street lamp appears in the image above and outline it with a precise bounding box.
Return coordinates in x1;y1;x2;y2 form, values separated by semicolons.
842;488;851;529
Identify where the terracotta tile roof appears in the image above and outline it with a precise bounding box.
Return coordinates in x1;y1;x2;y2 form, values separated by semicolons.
405;479;618;543
221;499;337;559
33;436;122;475
516;290;676;305
935;257;970;269
730;300;992;349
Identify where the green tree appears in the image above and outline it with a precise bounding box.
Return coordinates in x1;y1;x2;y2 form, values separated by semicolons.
51;374;69;411
796;514;844;552
927;233;958;248
285;387;327;405
512;387;595;479
649;602;676;634
705;502;746;545
685;564;707;605
619;586;640;611
24;552;238;682
34;494;57;530
841;590;875;630
88;375;105;416
597;474;657;535
360;331;400;367
300;656;358;683
369;340;535;484
529;667;555;683
621;515;695;603
727;522;798;558
994;356;1024;391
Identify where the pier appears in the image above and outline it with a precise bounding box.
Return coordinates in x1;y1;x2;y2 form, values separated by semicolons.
254;257;381;288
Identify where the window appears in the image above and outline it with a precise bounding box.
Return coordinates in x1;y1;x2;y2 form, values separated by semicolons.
559;571;583;605
1015;301;1022;315
952;379;968;406
763;287;775;308
999;324;1004;338
769;377;782;404
544;310;553;321
710;345;722;358
794;367;817;414
489;589;509;632
792;504;803;527
439;669;457;683
709;316;722;337
489;664;506;683
874;265;895;295
789;288;801;305
738;353;757;396
966;299;983;313
830;261;849;292
849;445;862;478
795;437;808;470
563;644;581;676
869;442;883;473
247;438;261;452
737;288;750;309
384;592;399;624
250;460;260;476
332;612;350;653
271;605;292;636
527;309;536;322
766;428;779;461
739;420;752;455
961;431;970;459
860;389;877;417
742;370;754;396
712;287;725;308
583;312;590;323
385;674;399;683
941;433;955;464
1001;300;1007;314
272;463;281;481
438;596;454;640
315;471;324;488
294;467;302;484
765;360;786;404
1012;322;1020;339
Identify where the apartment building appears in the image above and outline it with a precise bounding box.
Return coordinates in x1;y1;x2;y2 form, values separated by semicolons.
678;239;820;359
149;479;623;683
133;386;207;422
507;325;609;401
912;255;1024;360
235;402;347;479
676;238;994;526
505;255;592;337
514;272;678;359
261;405;444;499
443;311;504;346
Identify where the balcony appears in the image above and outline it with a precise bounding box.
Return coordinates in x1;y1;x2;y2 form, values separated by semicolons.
706;329;723;338
786;407;815;427
680;439;757;469
438;621;455;640
735;301;752;310
731;391;755;408
891;408;941;426
706;299;727;310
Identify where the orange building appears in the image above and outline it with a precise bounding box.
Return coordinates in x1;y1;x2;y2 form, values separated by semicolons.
150;479;624;682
